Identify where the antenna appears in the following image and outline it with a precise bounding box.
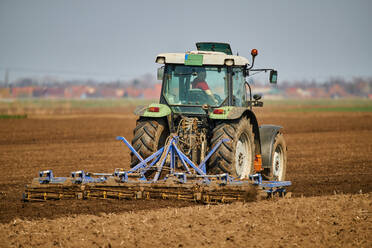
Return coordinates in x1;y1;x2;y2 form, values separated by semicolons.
4;69;9;87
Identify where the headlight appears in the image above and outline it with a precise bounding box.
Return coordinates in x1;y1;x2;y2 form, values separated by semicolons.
224;59;234;66
156;56;165;64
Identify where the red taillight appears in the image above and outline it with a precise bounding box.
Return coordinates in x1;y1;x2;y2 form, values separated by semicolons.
213;109;224;114
148;106;160;112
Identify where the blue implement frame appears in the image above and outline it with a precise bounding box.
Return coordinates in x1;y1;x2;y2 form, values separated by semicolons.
32;136;291;197
116;135;292;193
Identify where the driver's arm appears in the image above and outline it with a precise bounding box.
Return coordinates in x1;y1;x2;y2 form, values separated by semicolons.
194;80;218;104
205;89;218;104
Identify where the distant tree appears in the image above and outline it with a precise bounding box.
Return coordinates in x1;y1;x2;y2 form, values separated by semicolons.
132;79;140;87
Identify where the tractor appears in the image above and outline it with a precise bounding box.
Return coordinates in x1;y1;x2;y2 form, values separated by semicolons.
132;42;287;182
23;42;290;203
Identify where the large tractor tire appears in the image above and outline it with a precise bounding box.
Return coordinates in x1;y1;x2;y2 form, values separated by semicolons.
208;117;255;179
131;118;169;168
266;133;287;181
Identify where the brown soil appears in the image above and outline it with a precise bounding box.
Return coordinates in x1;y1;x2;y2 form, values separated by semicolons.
0;108;371;246
1;193;371;248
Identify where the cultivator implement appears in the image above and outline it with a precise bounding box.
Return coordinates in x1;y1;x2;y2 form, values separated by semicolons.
23;136;291;204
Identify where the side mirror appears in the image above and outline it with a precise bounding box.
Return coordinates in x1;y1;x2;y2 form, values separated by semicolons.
157;66;164;81
269;70;278;84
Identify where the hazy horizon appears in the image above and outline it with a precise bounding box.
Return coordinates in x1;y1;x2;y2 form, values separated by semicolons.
1;0;371;83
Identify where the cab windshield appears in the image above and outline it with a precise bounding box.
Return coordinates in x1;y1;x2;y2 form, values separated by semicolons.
163;65;228;107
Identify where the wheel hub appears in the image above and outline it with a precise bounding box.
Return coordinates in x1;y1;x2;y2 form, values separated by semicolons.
238;153;244;167
273;146;283;180
234;134;251;179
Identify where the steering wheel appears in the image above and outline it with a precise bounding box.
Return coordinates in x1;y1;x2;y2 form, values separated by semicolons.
188;89;210;104
213;94;222;103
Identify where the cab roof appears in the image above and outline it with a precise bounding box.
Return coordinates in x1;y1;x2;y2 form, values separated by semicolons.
196;42;233;55
156;42;250;66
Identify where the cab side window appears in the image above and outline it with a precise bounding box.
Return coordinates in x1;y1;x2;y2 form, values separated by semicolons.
232;67;245;106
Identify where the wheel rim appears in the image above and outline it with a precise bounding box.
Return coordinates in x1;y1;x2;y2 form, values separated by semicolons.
235;133;252;179
273;145;284;181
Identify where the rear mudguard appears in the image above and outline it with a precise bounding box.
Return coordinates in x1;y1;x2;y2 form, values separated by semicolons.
259;125;282;168
134;103;171;118
209;106;247;120
210;107;261;155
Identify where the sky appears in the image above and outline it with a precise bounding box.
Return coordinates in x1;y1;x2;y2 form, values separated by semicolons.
0;0;371;83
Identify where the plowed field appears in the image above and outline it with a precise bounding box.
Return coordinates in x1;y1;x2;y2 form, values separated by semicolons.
0;104;371;247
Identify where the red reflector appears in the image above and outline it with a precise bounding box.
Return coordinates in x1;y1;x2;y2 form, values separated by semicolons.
148;106;160;112
213;109;224;114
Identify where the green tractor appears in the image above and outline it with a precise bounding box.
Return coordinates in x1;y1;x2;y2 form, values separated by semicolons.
132;42;287;181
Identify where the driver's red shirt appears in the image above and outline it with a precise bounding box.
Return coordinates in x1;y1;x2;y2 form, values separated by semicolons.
192;79;209;91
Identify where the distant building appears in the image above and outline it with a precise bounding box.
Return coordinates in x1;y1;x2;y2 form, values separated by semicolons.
64;86;89;98
124;87;142;98
285;87;311;98
45;88;65;98
307;87;329;98
328;84;349;98
32;87;47;97
0;88;11;98
12;87;34;98
97;87;121;98
142;84;161;99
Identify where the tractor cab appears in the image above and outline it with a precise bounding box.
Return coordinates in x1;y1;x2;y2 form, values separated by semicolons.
162;65;228;106
156;42;276;115
156;43;248;114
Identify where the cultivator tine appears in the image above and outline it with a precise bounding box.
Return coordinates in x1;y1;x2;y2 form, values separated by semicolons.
153;140;173;182
170;146;175;174
173;143;191;174
171;141;209;181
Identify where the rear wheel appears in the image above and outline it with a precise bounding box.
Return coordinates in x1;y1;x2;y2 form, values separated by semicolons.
208;118;255;179
267;133;287;181
131;118;169;168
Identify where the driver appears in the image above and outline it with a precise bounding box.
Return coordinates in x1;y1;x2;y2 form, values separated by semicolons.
191;69;218;104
